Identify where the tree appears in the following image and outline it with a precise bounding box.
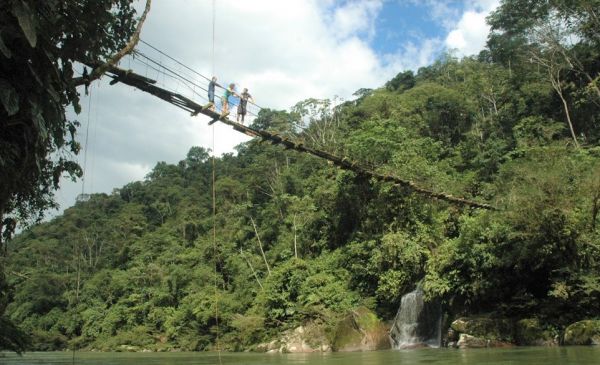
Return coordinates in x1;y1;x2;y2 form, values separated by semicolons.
487;0;600;144
386;70;416;92
0;0;148;248
0;0;149;353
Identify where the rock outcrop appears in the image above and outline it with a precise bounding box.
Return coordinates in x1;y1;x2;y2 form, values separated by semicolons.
563;320;600;346
332;307;390;352
450;316;513;348
514;318;558;346
257;324;330;353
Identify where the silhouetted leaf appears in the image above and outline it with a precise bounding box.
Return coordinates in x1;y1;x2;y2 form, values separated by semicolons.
0;79;19;116
12;1;37;48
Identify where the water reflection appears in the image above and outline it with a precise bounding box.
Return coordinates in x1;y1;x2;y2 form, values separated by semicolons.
2;347;599;365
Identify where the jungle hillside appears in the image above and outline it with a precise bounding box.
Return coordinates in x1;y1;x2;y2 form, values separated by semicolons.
1;0;600;352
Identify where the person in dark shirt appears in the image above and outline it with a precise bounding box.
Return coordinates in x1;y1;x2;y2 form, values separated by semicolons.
205;76;218;111
237;88;254;123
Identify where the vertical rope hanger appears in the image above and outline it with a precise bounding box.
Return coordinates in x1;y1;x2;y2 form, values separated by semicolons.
210;1;222;363
211;0;216;77
90;83;100;194
81;84;94;196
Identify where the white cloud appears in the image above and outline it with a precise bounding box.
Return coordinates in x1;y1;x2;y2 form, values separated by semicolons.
383;38;444;71
51;0;500;217
53;0;398;215
445;0;500;56
330;0;383;40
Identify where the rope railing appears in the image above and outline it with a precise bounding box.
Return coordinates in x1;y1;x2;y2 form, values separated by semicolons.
135;40;262;118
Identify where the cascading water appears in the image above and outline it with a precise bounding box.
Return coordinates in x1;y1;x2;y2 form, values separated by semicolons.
389;288;442;349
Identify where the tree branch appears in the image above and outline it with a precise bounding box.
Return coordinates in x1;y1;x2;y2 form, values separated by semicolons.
74;0;152;87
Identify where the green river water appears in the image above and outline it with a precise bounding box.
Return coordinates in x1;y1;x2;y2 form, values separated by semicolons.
1;347;599;365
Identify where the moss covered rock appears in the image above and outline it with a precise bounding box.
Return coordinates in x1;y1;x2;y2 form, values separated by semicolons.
451;316;514;342
332;307;390;352
259;323;331;353
564;320;600;346
515;318;558;346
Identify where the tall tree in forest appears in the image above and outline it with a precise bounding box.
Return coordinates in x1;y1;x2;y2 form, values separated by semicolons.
487;0;600;143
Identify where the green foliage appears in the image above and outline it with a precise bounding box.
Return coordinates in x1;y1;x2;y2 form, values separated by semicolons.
386;70;416;92
0;0;138;246
4;8;600;351
254;255;359;327
425;145;600;322
0;6;139;351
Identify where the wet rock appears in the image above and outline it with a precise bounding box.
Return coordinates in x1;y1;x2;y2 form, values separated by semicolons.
450;316;514;342
564;320;600;346
117;345;139;352
457;334;513;349
332;306;390;352
515;318;558;346
447;328;459;343
263;323;331;353
457;334;487;348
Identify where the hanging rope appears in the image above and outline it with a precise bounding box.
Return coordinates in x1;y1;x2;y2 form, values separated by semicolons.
81;82;94;196
89;83;100;194
210;2;222;363
212;112;223;364
211;0;216;77
136;39;265;111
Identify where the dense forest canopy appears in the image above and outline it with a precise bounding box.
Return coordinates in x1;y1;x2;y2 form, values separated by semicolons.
1;0;600;352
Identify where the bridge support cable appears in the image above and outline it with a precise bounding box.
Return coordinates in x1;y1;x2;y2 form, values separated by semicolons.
86;62;496;211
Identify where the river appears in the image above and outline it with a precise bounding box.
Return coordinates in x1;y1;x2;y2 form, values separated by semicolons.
2;347;599;365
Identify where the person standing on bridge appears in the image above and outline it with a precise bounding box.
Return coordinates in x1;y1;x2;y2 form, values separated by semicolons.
237;88;254;124
205;76;218;111
221;83;238;118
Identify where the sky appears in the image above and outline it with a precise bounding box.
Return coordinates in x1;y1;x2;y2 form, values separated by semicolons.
53;0;500;216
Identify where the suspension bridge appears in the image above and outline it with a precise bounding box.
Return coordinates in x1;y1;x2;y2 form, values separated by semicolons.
76;39;494;211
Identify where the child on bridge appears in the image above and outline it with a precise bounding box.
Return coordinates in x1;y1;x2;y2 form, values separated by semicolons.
221;83;238;117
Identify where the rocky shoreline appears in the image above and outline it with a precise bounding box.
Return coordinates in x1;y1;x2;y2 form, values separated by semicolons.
253;312;600;354
86;311;600;353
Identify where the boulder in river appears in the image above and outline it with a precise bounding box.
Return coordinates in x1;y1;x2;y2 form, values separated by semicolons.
563;320;600;346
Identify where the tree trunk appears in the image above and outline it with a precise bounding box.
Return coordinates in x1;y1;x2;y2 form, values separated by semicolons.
592;176;600;232
557;87;580;148
250;216;271;275
293;214;298;259
240;248;263;290
550;70;580;148
0;210;4;257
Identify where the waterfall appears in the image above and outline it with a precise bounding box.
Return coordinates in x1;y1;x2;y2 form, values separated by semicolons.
389;288;442;349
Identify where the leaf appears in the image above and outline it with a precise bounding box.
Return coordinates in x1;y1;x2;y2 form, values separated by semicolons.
0;31;12;58
30;101;48;141
12;0;37;48
27;63;43;87
0;79;20;116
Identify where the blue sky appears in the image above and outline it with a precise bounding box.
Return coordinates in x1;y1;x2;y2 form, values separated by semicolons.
373;2;452;54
